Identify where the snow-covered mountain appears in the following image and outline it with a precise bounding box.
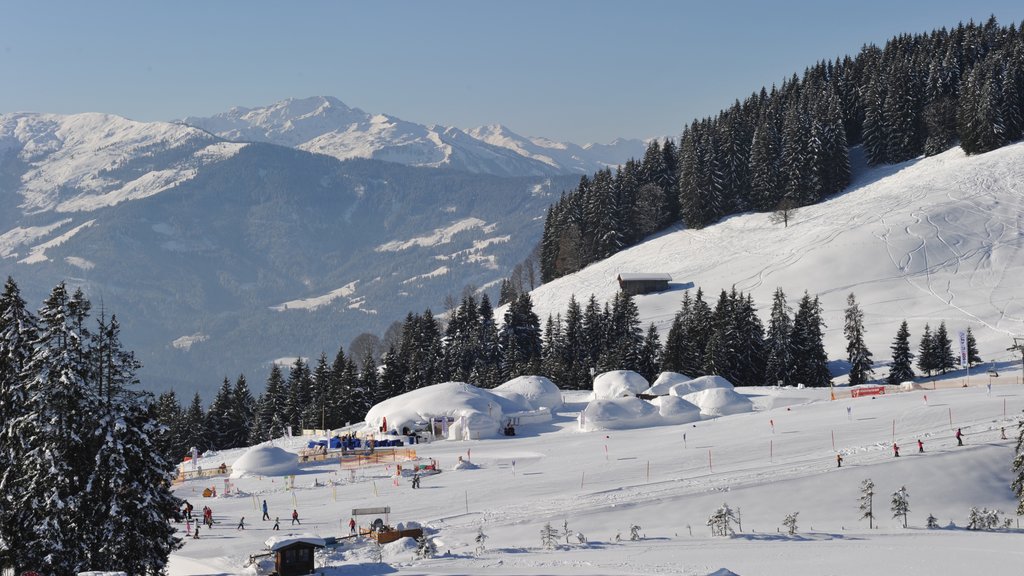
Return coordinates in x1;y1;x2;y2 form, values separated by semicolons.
183;96;646;177
0;110;579;395
518;143;1024;378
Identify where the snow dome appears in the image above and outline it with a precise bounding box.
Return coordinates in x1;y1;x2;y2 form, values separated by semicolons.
649;395;702;424
494;375;563;412
681;387;753;417
646;371;693;396
579;397;661;431
364;381;542;440
230;445;299;478
592;370;649;400
667;374;735;397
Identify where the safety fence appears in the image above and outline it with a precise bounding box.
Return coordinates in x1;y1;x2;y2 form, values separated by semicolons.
340;448;417;469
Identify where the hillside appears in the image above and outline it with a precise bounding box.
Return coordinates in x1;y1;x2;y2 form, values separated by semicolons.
521;143;1024;380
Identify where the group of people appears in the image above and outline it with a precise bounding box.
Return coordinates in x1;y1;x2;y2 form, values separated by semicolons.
838;428;969;467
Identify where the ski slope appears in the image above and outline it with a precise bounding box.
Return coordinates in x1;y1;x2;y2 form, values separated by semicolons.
168;378;1024;575
524;144;1024;380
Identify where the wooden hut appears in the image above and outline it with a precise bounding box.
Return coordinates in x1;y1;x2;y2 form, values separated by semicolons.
616;273;671;295
268;536;325;576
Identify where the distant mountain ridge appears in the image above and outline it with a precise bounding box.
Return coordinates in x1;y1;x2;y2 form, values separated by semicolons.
0;108;581;396
182;96;646;177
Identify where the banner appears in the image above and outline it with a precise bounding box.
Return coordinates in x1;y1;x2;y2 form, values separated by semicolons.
958;330;967;366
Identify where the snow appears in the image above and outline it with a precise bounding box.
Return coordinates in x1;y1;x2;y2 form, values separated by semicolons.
364;381;541;439
376;218;488;252
494;375;564;412
680;387;754;417
63;256;94;270
592;370;649;399
0;113;241;214
18;219;95;264
402;266;449;284
579;396;701;431
172;333;209;351
647;371;693;395
168;377;1024;575
269;280;359;312
668;375;737;397
229;445;299;478
265;535;325;551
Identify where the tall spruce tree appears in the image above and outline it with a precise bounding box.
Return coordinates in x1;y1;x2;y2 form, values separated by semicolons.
933;321;957;374
887;320;916;384
844;293;874;385
764;288;794;386
917;323;936;377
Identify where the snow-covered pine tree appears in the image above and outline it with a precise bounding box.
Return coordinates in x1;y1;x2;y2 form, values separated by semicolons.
887;320;915;384
791;293;831;387
415;534;437;559
637;324;663;385
630;524;642;541
205;377;233;449
475;526;488;554
0;277;38;569
541;522;559;549
783;512;799;535
500;294;542;380
859;478;875;529
764;288;794;387
891;486;910;528
182;391;211;452
1012;415;1024;516
707;503;737;537
844;293;874;385
926;514;939;529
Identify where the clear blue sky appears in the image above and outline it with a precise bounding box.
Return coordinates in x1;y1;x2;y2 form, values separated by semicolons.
3;1;1022;143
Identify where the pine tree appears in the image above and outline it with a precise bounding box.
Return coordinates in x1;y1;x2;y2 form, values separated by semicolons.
205;377;233;449
791;293;831;387
844;293;874;385
636;324;663;385
182;392;210;452
0;277;37;569
933;321;957;374
764;288;794;386
891;486;911;528
783;512;799;535
887;320;916;384
917;323;936;377
966;327;982;366
859;478;875;529
499;294;542;380
260;364;288;439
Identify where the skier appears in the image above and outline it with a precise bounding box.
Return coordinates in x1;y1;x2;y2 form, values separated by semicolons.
193;525;199;539
292;509;300;525
237;516;245;530
893;443;900;457
1002;427;1007;440
262;499;270;521
846;406;852;420
184;500;193;520
836;453;843;468
273;517;280;531
349;517;356;535
955;428;963;446
917;439;924;453
412;472;421;489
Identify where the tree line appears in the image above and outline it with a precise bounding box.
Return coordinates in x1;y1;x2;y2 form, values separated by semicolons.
0;278;180;575
535;17;1024;286
164;281;990;459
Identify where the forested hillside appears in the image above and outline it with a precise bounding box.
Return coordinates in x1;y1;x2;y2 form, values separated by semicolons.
539;17;1024;284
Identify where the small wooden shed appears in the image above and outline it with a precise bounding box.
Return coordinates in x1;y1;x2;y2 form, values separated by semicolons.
616;273;671;296
268;536;325;576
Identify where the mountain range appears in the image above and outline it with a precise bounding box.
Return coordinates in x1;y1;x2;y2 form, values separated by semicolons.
183;96;646;177
0;99;640;396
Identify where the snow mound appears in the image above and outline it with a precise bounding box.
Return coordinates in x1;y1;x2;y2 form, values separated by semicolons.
381;536;419;562
649;395;702;424
592;370;649;400
229;446;298;478
900;381;925;391
667;374;735;397
452;458;480;470
580;397;660;431
647;371;693;395
681;387;754;417
495;375;563;412
364;381;538;440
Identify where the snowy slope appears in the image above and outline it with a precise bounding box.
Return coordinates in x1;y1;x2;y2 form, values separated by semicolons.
0;112;243;214
183;96;644;177
520;144;1024;380
168;378;1024;575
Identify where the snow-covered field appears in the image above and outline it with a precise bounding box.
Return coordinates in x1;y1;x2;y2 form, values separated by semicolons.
170;376;1024;575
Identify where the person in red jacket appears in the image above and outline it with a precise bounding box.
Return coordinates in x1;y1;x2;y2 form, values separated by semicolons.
893;443;900;457
955;428;963;446
917;439;924;453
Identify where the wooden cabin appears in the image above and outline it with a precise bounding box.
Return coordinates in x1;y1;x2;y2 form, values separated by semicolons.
616;273;671;296
269;537;325;576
